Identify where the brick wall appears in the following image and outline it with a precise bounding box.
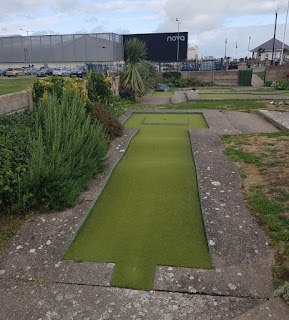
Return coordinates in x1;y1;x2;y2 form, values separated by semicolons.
0;90;33;115
157;71;239;85
265;65;289;82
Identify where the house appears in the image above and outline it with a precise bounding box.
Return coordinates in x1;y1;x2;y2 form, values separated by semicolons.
251;38;289;61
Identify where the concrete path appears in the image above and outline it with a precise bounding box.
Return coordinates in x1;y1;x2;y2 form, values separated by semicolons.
257;110;289;131
251;74;264;88
138;90;171;105
0;110;287;319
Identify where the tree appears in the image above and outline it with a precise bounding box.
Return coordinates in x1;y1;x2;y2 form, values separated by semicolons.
123;38;147;101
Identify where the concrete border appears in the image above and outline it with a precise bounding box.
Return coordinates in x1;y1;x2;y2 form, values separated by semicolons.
257;110;289;132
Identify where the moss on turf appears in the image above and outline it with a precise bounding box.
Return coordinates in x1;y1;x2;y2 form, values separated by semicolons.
64;113;212;290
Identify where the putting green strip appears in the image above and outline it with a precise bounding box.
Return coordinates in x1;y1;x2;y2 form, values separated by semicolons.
64;113;212;290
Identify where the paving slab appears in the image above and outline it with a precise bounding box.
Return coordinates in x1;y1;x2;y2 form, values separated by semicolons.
186;90;201;100
0;279;262;320
171;91;187;103
221;110;279;134
233;298;288;320
251;74;264;88
257;110;289;131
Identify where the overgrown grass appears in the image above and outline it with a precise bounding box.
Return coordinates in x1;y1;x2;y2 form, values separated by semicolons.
221;132;289;288
0;78;36;95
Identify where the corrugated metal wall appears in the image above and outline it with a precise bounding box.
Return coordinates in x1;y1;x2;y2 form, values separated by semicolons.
0;33;123;63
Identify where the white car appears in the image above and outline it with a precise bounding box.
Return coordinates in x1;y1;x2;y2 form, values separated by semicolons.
52;68;70;77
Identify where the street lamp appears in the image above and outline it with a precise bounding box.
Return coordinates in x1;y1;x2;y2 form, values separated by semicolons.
248;36;251;58
20;29;34;65
224;39;227;58
271;10;278;66
280;0;289;65
176;18;180;61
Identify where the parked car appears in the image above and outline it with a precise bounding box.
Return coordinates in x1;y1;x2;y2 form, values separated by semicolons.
52;67;70;77
24;67;38;76
6;68;25;77
70;66;87;78
155;83;170;92
228;61;238;69
1;69;7;76
37;68;53;77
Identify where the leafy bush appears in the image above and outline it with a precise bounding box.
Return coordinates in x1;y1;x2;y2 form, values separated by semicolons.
138;61;157;91
93;103;123;139
238;70;253;86
32;76;89;108
274;79;289;90
274;281;289;304
163;72;181;80
0;111;35;213
87;71;112;103
23;89;109;211
264;81;273;87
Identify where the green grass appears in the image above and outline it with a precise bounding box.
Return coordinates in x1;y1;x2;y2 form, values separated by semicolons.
199;93;265;99
152;91;173;96
0;78;36;95
64;113;212;290
124;100;268;113
198;88;234;92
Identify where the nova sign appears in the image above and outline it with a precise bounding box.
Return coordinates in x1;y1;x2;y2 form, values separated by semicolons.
167;35;186;42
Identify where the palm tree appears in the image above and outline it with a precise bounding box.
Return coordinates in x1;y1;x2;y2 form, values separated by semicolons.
123;38;147;101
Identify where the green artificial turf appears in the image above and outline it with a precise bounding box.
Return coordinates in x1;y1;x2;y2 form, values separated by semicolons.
64;113;212;290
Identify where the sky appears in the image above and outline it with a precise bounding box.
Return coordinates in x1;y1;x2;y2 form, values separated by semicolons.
1;0;289;58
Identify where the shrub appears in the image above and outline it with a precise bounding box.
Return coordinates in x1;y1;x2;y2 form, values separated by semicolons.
274;79;289;90
138;61;157;91
163;72;181;80
23;89;109;211
93;102;123;139
0;111;35;213
274;281;289;304
32;76;89;108
87;71;112;103
264;81;273;87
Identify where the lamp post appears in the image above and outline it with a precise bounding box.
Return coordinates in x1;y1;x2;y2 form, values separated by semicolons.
248;36;251;58
281;0;289;65
271;10;278;66
176;18;180;61
224;39;227;58
20;29;34;65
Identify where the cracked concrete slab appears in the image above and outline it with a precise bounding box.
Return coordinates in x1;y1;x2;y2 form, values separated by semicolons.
0;279;262;320
257;110;289;131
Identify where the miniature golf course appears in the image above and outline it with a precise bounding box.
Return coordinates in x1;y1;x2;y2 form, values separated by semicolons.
64;113;213;290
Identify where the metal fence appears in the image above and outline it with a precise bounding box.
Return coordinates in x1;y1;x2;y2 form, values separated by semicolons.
154;59;226;72
0;33;124;63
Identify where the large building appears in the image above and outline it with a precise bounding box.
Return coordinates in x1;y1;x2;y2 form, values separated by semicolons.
0;32;188;69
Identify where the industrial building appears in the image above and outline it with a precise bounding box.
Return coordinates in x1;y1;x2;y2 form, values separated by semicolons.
0;32;188;69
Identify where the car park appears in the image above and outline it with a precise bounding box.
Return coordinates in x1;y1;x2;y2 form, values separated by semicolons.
37;68;53;77
70;66;87;78
25;67;38;76
6;68;25;77
52;67;70;77
228;61;238;69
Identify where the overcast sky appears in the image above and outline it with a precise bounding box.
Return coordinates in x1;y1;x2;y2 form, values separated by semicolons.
2;0;289;58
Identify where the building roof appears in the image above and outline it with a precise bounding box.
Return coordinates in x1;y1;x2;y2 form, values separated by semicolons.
251;38;289;52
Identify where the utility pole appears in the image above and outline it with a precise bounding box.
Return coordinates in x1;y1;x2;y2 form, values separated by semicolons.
224;39;227;58
281;1;289;64
248;36;251;58
271;10;278;65
20;29;34;65
176;18;180;61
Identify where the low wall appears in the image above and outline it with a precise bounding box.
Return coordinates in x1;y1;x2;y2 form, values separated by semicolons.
157;71;239;85
265;65;289;82
0;90;33;115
